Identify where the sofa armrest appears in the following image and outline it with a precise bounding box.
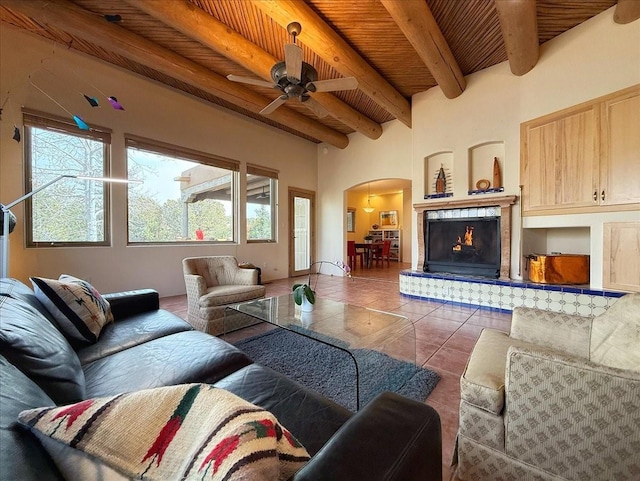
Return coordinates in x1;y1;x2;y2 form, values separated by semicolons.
504;345;640;480
103;289;159;321
292;392;442;481
509;306;592;358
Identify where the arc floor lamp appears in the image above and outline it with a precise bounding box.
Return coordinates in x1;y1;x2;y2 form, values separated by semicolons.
1;174;137;278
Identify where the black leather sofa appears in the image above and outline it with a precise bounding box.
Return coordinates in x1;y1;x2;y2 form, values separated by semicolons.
0;278;442;481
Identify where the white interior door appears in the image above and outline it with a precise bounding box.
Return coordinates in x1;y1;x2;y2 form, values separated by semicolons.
289;188;315;277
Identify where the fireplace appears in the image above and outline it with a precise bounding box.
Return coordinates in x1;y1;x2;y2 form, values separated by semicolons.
423;216;501;278
414;195;517;280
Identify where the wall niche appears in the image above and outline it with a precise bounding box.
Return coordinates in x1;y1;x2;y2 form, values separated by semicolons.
468;141;505;195
424;151;453;199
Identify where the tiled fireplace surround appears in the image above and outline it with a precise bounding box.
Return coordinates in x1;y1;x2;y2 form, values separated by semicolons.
400;195;624;316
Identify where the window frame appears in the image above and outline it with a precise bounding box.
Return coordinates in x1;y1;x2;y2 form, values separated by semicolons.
23;110;112;248
246;164;278;243
125;135;240;245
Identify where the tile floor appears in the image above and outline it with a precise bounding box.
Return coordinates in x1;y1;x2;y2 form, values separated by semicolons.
159;261;512;479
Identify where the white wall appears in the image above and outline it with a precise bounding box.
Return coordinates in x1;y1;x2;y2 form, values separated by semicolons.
0;25;317;295
320;7;639;287
317;120;412;264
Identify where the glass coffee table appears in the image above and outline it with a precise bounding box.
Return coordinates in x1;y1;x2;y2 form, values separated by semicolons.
224;295;415;409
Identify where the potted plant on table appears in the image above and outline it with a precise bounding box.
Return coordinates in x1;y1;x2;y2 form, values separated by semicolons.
364;234;374;244
292;260;352;312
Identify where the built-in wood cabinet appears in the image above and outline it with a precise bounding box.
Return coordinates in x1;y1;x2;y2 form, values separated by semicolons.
600;88;640;207
369;229;401;262
603;222;640;293
521;84;640;215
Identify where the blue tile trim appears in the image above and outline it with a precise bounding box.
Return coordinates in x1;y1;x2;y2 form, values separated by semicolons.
424;192;454;200
400;269;626;298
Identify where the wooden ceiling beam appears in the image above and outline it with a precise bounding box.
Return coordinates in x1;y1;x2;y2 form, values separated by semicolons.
128;0;382;140
614;0;640;24
380;0;466;99
494;0;539;76
252;0;412;128
1;0;349;148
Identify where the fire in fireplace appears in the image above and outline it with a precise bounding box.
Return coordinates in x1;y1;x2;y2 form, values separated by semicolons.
423;216;501;278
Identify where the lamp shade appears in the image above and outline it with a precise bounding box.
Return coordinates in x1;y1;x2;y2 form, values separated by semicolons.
0;205;16;234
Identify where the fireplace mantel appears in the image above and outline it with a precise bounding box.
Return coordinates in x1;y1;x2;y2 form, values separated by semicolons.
414;195;518;279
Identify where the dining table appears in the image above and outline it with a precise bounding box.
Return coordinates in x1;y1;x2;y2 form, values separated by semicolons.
354;242;383;268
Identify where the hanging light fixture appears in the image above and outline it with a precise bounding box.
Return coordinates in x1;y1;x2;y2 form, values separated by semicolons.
363;182;374;213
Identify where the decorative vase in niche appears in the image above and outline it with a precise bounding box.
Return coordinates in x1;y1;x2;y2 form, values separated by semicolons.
301;295;314;312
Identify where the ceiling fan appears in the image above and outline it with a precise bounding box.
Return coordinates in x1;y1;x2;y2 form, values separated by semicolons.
227;22;358;117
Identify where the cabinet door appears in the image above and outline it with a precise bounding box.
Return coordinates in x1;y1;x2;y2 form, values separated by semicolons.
603;222;640;293
521;106;598;213
600;88;640;206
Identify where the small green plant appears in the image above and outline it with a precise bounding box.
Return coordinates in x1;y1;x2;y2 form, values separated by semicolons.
292;260;351;305
292;283;315;305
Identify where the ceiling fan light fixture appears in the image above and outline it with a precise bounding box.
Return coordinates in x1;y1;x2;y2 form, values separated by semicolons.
256;186;269;199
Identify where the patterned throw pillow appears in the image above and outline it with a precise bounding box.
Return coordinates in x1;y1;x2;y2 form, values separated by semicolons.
30;275;113;347
19;384;310;481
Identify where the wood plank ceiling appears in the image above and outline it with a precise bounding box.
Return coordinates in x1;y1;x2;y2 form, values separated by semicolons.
1;0;635;149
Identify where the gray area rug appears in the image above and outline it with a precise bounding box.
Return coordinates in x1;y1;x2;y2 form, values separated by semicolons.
233;328;439;412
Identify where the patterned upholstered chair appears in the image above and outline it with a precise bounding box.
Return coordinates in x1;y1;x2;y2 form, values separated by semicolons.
455;293;640;481
182;256;266;335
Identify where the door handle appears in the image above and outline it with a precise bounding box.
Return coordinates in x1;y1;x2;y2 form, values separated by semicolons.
601;190;605;201
593;191;597;202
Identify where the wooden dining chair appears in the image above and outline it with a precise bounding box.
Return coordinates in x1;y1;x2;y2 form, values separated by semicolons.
347;240;364;270
374;240;392;267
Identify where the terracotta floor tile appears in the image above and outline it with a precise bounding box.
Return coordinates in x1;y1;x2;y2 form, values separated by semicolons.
426;346;471;377
415;339;441;366
414;317;462;345
424;368;461;410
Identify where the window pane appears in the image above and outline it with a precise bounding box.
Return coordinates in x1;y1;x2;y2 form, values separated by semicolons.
127;146;235;243
246;174;276;241
28;126;108;244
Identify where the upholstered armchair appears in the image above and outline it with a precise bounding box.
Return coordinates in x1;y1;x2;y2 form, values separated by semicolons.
455;294;640;481
182;256;266;335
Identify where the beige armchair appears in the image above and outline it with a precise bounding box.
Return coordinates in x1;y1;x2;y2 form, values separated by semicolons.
455;294;640;481
182;256;266;335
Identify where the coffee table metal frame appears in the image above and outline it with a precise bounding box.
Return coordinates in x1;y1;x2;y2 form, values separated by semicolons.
224;294;415;410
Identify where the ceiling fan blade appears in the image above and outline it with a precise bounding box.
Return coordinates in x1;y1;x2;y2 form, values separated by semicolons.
260;96;288;115
304;97;329;118
284;43;303;83
307;77;359;93
227;74;276;89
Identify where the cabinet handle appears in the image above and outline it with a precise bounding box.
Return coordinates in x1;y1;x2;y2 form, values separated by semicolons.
593;191;597;202
601;190;605;201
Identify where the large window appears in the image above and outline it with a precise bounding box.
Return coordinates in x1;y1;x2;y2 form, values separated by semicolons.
126;136;239;243
24;111;111;246
246;165;277;242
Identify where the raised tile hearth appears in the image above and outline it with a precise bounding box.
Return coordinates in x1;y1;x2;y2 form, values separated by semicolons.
399;270;624;316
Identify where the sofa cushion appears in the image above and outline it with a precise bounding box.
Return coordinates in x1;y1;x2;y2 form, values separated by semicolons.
0;356;62;481
31;275;113;347
590;293;640;371
82;331;253;398
19;384;310;481
460;329;538;415
200;285;266;307
76;310;192;364
0;294;86;404
215;364;353;456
